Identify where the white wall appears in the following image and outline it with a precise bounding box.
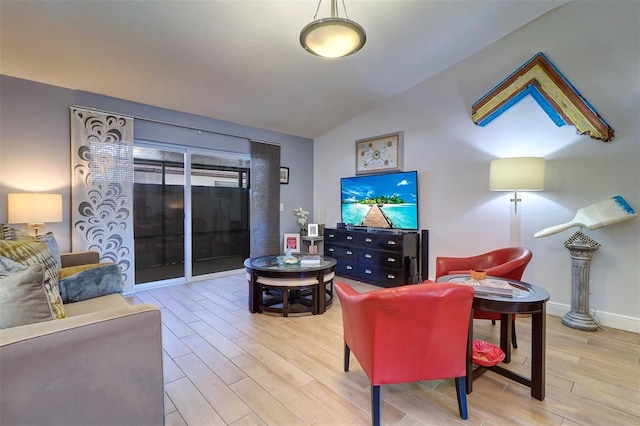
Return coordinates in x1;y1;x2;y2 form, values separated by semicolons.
314;1;640;331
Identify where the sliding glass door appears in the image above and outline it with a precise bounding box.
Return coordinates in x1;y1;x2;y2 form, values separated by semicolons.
190;154;250;277
133;148;185;284
133;145;249;285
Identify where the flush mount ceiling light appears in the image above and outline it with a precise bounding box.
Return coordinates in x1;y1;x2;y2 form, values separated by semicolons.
300;0;366;58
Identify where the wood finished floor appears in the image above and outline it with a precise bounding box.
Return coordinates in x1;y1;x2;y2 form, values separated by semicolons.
127;274;640;426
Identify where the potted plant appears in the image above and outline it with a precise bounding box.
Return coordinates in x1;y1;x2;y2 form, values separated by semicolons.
293;207;309;235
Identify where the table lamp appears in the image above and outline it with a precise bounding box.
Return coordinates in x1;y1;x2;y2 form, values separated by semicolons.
8;193;63;235
490;157;545;246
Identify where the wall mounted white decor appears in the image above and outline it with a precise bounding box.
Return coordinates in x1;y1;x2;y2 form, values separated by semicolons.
356;131;403;175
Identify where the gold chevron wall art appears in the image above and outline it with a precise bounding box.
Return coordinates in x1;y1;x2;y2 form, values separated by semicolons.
472;52;614;142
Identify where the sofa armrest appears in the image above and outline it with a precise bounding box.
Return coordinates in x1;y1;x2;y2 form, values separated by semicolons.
60;250;100;268
0;304;164;426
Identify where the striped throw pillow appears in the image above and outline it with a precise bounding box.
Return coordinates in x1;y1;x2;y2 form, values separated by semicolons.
0;238;65;319
0;224;17;241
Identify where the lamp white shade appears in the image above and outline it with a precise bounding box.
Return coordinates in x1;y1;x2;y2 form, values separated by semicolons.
8;193;63;224
489;157;545;191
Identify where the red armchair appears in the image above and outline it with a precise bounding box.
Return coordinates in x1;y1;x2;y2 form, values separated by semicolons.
335;281;474;425
435;247;533;349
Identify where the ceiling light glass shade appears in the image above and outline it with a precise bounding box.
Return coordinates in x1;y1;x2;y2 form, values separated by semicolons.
489;157;545;191
300;15;366;58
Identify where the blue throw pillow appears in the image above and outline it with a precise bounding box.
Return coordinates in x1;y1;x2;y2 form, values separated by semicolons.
0;255;25;275
36;232;62;269
59;263;123;303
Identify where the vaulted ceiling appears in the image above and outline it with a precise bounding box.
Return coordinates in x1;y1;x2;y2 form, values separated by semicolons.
0;1;568;139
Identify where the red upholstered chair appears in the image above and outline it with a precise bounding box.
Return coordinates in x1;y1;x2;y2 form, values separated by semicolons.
335;281;474;425
435;247;533;349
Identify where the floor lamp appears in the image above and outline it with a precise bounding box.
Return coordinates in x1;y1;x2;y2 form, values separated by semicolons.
490;157;545;246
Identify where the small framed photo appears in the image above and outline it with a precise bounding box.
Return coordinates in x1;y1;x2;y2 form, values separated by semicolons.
307;223;319;237
280;167;289;184
283;233;301;253
356;131;403;175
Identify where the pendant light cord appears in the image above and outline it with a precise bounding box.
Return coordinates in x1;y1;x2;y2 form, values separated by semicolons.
312;0;351;20
313;0;322;19
342;0;350;19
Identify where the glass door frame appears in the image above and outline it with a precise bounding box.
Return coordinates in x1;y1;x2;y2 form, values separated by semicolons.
133;140;249;290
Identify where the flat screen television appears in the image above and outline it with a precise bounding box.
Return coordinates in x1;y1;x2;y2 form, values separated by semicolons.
340;170;418;230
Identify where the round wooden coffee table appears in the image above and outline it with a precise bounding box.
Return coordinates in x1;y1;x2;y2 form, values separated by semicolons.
245;255;337;317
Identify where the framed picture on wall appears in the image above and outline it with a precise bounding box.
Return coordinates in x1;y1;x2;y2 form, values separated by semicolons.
283;233;301;253
280;167;289;184
355;131;403;175
307;223;319;237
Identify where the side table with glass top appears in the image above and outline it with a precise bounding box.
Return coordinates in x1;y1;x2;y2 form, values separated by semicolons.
301;236;324;254
437;274;550;400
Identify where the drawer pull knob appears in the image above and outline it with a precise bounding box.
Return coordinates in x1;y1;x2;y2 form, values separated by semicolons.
328;248;335;252
365;253;372;258
346;265;353;270
387;258;395;262
365;269;372;274
347;236;353;240
346;250;353;255
387;240;396;245
328;233;335;238
365;238;372;242
387;274;396;279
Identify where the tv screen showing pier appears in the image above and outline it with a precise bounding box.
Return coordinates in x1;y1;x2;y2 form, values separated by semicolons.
340;171;418;230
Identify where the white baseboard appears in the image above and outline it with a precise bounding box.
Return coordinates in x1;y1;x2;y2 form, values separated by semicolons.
546;301;640;334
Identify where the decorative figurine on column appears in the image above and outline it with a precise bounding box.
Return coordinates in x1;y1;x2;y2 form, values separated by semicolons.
562;231;600;330
535;195;637;331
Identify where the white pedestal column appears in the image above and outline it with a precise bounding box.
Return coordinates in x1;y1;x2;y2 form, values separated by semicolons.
562;231;600;331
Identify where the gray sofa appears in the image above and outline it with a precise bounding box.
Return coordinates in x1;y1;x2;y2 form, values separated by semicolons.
0;252;165;426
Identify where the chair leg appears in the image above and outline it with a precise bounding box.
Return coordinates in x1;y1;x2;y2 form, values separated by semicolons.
344;343;351;372
454;377;469;420
282;288;289;317
371;385;381;426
